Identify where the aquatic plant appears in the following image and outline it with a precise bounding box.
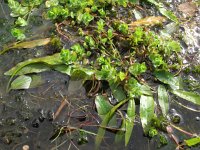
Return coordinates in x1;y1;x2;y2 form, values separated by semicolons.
2;0;200;148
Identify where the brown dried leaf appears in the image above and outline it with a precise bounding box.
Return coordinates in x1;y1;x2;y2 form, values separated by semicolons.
128;16;166;29
0;38;51;55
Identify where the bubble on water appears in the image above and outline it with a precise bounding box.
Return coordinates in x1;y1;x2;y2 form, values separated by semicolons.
196;116;200;121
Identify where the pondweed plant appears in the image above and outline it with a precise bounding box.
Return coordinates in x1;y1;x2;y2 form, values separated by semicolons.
2;0;200;148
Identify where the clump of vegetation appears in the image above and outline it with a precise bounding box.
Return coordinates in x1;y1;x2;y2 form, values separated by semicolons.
1;0;200;149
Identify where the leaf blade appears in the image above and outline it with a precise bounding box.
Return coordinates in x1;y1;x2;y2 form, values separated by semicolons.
125;98;135;146
140;95;155;134
171;90;200;105
158;85;169;116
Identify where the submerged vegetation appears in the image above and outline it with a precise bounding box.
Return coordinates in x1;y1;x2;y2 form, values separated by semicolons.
1;0;200;149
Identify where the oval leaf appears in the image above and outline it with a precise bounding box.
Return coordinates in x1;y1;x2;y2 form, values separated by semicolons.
158;85;169;116
140;95;155;134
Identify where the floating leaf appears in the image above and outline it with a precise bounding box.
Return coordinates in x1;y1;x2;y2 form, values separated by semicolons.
95;99;128;149
158;85;169;116
109;81;126;102
125;99;135;146
10;75;32;90
171;90;200;105
140;95;155;133
1;38;51;55
184;136;200;147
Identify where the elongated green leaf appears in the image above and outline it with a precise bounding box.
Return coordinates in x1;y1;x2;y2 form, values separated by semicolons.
158;85;169;116
4;53;62;76
184;137;200;147
10;75;32;90
125;99;135;146
140;95;155;133
109;81;126;102
171;90;200;105
95;99;128;149
5;63;51;75
5;53;62;92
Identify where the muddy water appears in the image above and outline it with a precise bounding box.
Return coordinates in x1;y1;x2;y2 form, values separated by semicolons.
0;0;200;150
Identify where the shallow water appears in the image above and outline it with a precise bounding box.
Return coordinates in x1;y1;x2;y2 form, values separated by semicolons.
0;0;200;150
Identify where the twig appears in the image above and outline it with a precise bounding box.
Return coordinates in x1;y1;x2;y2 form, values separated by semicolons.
54;98;69;120
170;123;196;137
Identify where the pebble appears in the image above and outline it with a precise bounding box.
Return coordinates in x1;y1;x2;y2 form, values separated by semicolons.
22;145;29;150
32;118;40;128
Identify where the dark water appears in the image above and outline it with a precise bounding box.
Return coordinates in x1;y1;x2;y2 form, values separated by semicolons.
0;1;200;150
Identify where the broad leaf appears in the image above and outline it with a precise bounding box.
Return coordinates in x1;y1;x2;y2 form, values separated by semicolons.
158;85;169;116
125;99;135;146
10;75;32;90
140;95;155;133
109;81;126;102
171;90;200;105
95;99;128;149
